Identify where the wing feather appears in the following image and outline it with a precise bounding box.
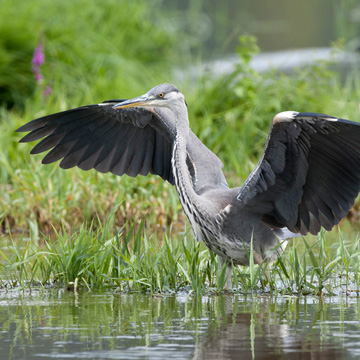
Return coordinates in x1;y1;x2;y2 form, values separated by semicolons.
238;112;360;235
17;100;226;190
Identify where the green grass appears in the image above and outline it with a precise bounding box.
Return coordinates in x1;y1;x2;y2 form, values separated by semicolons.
1;213;216;294
2;212;360;296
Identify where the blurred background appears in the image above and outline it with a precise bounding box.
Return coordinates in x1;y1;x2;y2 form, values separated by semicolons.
166;0;340;52
1;0;359;109
1;0;360;235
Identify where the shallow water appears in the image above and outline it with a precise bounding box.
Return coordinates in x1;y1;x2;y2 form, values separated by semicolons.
168;0;339;54
1;290;360;359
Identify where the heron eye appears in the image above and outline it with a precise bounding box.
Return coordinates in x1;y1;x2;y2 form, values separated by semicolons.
158;92;164;98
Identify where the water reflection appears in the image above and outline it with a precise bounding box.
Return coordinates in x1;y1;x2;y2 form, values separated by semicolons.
0;290;360;359
194;296;360;359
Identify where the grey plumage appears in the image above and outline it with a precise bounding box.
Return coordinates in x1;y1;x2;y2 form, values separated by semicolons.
17;83;360;284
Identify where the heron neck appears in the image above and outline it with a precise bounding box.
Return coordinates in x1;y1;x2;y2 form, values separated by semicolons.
172;109;193;199
172;112;215;226
172;126;193;196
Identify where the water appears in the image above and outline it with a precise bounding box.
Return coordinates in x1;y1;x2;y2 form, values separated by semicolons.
1;290;360;359
165;0;346;55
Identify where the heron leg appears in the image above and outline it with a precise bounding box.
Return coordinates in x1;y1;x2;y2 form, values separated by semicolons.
253;250;271;287
218;256;232;290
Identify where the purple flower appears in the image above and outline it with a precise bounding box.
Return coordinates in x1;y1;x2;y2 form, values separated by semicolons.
32;43;45;66
31;36;52;97
43;85;52;96
34;71;44;82
32;41;45;84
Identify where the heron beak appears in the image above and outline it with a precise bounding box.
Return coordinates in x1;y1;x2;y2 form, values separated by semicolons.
112;94;155;109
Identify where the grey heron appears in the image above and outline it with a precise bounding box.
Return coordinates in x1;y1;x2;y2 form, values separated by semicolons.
17;83;360;286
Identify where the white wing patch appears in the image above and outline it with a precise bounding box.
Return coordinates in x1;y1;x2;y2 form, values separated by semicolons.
273;111;299;124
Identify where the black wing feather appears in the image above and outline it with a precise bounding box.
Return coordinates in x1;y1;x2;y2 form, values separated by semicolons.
17;101;225;190
17;105;175;183
18;96;227;191
238;113;360;235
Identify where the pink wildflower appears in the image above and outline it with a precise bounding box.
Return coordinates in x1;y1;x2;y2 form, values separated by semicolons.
43;85;52;96
32;41;45;83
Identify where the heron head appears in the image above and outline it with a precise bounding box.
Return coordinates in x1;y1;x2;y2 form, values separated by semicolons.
113;83;185;112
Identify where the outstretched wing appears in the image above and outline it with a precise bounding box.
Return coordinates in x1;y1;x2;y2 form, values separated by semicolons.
17;102;176;183
237;111;360;235
16;101;227;189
